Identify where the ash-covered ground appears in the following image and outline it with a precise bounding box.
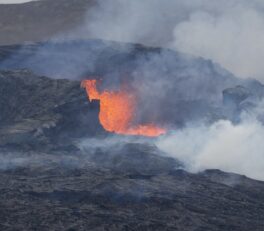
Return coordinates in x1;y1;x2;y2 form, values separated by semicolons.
0;39;264;230
1;148;264;231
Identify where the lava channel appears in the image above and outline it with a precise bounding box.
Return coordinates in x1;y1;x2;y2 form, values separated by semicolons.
81;79;166;137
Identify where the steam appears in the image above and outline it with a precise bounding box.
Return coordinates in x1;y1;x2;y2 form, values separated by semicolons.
0;153;29;170
156;110;264;181
63;0;264;180
79;0;264;81
172;5;264;80
1;0;264;181
0;151;94;171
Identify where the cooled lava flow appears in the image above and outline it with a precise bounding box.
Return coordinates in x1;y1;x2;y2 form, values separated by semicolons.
81;79;166;137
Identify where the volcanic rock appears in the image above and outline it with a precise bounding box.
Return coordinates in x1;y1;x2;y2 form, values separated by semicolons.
0;68;263;231
222;85;252;122
1;39;264;231
223;85;251;106
0;69;104;151
0;0;97;45
0;150;263;231
85;142;182;174
0;40;245;127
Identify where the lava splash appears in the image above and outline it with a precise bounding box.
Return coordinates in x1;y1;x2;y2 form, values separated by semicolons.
81;79;166;137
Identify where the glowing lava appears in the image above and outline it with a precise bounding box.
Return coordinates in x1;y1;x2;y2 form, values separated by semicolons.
81;79;166;137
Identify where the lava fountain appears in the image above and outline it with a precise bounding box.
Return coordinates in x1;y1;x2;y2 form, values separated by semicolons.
81;79;166;137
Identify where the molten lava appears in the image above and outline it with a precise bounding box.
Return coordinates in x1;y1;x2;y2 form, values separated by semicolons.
81;79;166;137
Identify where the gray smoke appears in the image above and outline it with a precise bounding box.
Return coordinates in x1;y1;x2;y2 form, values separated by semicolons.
156;104;264;181
76;0;264;81
0;151;98;171
1;0;264;181
0;39;240;128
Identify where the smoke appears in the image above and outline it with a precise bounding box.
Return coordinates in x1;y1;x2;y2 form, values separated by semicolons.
1;39;241;128
79;0;264;81
172;5;264;80
0;151;96;171
1;0;264;181
156;108;264;181
0;152;29;170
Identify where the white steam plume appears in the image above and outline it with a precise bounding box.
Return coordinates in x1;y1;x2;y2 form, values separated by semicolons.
78;0;264;81
172;5;264;80
156;116;264;181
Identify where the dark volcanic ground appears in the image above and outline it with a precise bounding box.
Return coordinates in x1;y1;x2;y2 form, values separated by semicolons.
0;68;263;230
2;40;264;127
1;1;264;230
0;0;97;45
0;34;264;230
1;156;264;231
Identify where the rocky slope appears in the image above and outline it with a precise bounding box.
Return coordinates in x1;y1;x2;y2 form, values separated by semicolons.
0;0;96;45
0;148;264;231
2;40;263;127
0;68;263;230
0;39;264;230
0;69;104;151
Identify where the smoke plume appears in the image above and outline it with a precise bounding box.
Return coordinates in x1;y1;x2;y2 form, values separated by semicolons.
1;0;264;181
156;106;264;181
78;0;264;81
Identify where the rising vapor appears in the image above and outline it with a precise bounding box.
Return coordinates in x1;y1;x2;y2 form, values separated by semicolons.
79;0;264;81
156;109;264;181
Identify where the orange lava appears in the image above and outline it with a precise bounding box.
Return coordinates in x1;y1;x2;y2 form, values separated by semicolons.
81;79;166;137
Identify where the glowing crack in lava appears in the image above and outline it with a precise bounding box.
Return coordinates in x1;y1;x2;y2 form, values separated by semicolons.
81;79;166;137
